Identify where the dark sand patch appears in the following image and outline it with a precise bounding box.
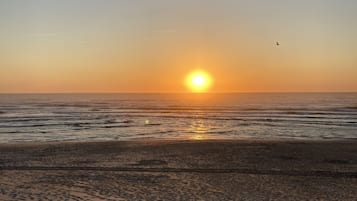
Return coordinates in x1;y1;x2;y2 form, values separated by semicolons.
323;159;350;164
133;159;168;166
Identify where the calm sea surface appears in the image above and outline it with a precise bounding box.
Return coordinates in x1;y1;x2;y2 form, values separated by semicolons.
0;93;356;142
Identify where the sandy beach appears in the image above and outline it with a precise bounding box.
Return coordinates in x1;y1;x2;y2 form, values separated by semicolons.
0;139;356;200
2;0;357;199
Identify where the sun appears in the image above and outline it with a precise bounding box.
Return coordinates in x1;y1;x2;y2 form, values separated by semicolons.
185;70;213;93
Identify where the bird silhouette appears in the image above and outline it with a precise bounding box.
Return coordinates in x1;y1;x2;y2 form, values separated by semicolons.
276;41;280;46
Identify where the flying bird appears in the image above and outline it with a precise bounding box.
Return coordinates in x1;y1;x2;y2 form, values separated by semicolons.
276;41;280;46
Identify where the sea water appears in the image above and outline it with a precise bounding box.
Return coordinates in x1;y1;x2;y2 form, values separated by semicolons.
0;93;356;142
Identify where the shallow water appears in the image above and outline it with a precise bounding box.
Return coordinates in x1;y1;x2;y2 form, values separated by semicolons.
0;93;356;142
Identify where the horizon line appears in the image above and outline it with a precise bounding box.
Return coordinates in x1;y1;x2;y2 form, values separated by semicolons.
0;91;356;94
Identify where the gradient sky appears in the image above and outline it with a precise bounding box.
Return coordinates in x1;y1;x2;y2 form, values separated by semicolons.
1;0;357;93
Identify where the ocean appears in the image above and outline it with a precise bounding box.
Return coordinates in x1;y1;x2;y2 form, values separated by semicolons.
0;93;356;142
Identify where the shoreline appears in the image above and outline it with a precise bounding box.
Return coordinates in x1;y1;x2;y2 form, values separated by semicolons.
1;136;355;145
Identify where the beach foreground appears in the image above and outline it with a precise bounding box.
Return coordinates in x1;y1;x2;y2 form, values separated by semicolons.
0;139;356;200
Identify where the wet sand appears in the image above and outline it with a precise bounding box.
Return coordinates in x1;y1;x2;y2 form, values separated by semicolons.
0;139;356;200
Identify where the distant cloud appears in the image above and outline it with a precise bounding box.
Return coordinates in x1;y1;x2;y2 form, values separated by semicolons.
27;33;58;37
152;29;177;33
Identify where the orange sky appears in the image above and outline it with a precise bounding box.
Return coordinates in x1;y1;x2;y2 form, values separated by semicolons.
1;1;357;93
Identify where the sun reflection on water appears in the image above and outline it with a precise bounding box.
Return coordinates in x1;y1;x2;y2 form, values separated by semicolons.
190;134;204;140
188;120;208;140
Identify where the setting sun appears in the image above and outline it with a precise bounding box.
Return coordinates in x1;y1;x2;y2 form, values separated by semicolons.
185;70;213;93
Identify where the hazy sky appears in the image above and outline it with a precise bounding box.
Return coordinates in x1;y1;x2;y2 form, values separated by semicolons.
1;0;357;93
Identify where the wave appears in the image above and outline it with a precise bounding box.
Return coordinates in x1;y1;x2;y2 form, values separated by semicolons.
101;125;132;128
345;106;357;110
1;112;355;126
0;93;356;142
